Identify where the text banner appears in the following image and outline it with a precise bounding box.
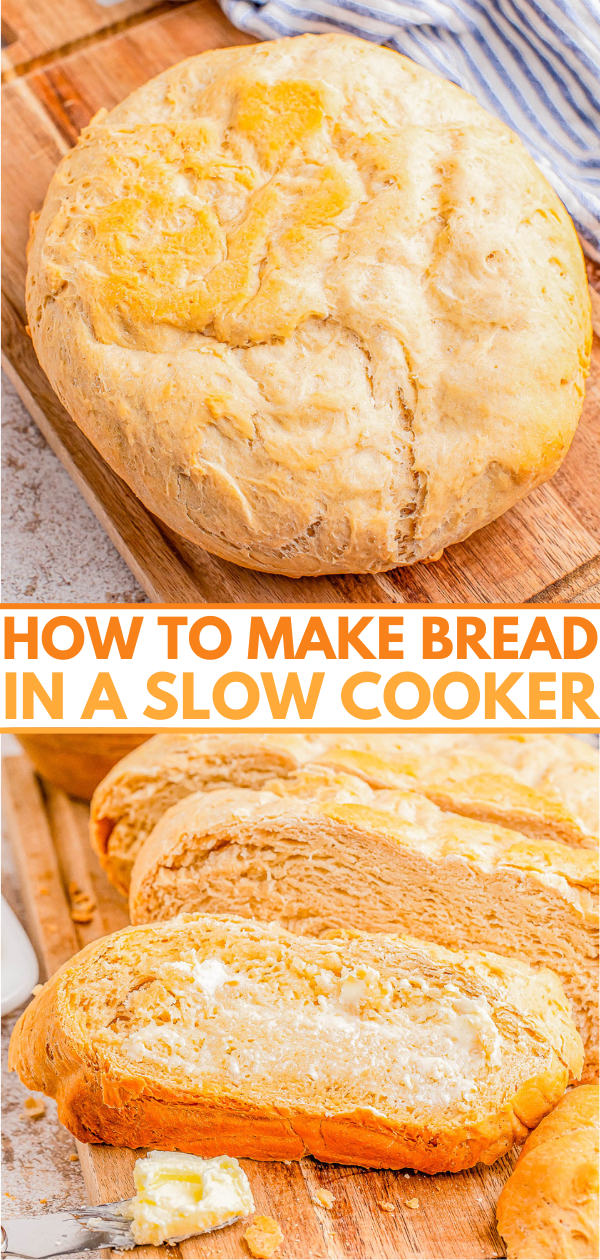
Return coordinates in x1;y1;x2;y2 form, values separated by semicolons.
2;605;599;730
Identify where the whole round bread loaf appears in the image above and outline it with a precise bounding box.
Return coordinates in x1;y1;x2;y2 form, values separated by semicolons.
26;34;592;575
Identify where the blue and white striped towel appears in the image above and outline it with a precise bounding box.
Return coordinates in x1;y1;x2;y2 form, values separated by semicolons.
218;0;600;260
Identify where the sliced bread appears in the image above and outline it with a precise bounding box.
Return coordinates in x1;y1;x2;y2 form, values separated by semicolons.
9;914;582;1171
319;734;598;849
128;767;599;1079
89;733;331;894
90;734;598;896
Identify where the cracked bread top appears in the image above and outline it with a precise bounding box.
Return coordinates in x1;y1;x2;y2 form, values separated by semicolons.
26;35;591;575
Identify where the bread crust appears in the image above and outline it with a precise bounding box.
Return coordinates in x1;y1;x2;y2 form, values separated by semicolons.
496;1083;599;1259
26;35;591;576
320;740;598;849
9;916;582;1173
91;733;598;895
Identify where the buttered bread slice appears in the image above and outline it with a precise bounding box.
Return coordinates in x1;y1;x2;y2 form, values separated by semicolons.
129;767;599;1079
91;733;597;895
9;915;582;1171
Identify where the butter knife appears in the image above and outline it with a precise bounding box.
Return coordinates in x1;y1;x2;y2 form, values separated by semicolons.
1;1202;248;1257
1;1202;136;1257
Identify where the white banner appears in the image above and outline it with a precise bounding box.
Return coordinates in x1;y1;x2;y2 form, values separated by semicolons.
2;604;599;730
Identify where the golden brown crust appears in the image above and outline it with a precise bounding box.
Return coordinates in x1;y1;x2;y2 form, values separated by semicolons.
496;1083;599;1259
26;36;591;576
321;740;598;848
8;916;582;1173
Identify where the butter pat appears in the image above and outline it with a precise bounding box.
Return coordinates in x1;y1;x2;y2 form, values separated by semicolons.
124;1150;254;1246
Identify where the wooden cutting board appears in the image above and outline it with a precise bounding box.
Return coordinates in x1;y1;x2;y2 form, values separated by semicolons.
3;750;513;1260
2;0;600;604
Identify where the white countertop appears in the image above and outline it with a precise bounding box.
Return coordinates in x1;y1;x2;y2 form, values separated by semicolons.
1;373;147;603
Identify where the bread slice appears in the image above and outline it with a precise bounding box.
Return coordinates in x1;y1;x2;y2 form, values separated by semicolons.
319;734;598;849
89;734;332;895
128;767;599;1079
90;734;598;896
462;734;598;840
9;914;582;1172
496;1082;599;1259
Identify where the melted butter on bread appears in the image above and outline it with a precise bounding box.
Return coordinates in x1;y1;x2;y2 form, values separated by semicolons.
8;914;583;1171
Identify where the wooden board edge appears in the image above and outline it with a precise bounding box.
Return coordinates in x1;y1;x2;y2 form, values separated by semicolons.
2;755;80;976
527;554;600;604
1;2;179;83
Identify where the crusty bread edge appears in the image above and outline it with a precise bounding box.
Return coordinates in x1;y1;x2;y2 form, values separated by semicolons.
88;735;312;884
496;1083;600;1259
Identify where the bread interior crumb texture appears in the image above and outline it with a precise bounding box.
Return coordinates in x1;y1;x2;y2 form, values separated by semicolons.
73;918;569;1123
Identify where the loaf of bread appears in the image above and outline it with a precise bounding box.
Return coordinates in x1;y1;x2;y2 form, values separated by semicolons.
497;1082;599;1258
9;914;582;1170
26;35;591;577
91;733;597;894
128;766;599;1078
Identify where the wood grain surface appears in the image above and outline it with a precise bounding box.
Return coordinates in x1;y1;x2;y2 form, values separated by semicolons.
0;0;172;78
3;751;513;1259
2;0;599;604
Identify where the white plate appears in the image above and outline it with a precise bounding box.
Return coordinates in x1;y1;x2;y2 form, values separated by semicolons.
1;896;39;1016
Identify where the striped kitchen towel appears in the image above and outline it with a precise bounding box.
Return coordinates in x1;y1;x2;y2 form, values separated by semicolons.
219;0;600;260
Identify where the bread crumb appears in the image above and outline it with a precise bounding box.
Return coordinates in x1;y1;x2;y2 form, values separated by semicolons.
404;1172;411;1178
244;1215;283;1258
68;882;96;924
424;549;444;563
23;1096;45;1120
69;1153;79;1162
313;1189;335;1209
378;1201;395;1212
405;1198;420;1210
70;904;95;923
31;984;43;997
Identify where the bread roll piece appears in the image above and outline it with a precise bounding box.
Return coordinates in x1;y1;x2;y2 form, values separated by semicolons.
497;1083;599;1259
90;733;331;894
9;914;582;1171
26;35;591;577
129;767;599;1078
91;733;597;894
